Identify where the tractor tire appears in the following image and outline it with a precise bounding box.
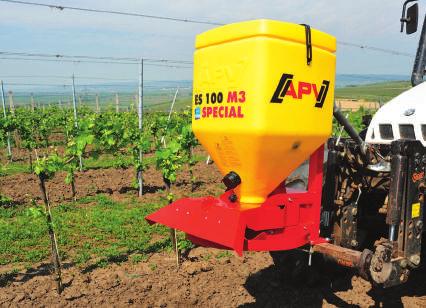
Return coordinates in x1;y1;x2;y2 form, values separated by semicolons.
270;248;321;286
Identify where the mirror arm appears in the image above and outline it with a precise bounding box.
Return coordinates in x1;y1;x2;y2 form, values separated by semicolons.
412;14;426;86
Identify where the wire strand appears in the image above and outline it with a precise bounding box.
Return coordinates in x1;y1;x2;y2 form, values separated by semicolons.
0;0;418;65
0;0;224;26
0;51;193;64
0;56;193;68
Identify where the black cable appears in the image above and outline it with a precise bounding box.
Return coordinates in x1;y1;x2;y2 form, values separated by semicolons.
1;74;137;81
0;0;224;26
0;51;193;64
0;56;193;68
0;0;416;60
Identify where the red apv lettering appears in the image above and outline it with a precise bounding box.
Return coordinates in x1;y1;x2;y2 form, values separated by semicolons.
297;82;311;99
286;82;297;99
312;84;319;99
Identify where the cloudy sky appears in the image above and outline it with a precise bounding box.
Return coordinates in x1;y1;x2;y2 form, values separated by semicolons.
0;0;423;83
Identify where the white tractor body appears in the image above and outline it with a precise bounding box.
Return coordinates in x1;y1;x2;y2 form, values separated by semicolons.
366;82;426;146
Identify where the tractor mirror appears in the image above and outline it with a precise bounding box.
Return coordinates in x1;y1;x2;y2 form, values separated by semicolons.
406;3;419;34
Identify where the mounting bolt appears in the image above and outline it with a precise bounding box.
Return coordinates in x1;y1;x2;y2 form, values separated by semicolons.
400;259;408;268
400;271;409;283
228;194;238;203
351;208;358;216
410;254;421;266
351;239;358;247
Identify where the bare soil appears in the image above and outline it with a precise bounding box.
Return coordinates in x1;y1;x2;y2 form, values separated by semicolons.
336;99;380;111
0;247;425;307
0;150;222;205
1;148;426;307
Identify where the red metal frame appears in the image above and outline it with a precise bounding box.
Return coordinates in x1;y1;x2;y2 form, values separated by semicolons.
146;145;325;256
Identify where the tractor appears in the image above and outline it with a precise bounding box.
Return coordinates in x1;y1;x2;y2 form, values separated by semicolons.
147;1;426;287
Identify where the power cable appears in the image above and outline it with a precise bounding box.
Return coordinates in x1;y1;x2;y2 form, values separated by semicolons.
0;56;193;68
0;1;417;59
0;0;223;26
1;74;137;81
0;51;193;64
337;41;414;58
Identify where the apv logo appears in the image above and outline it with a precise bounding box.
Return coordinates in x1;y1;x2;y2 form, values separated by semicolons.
270;73;330;108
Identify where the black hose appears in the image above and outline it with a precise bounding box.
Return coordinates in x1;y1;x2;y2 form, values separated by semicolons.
333;103;365;149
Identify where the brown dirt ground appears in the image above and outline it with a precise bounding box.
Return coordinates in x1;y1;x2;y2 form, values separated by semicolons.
0;148;222;205
335;99;380;111
1;148;426;307
0;247;425;307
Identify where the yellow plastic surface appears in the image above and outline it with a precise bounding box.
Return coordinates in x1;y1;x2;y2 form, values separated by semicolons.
192;19;336;208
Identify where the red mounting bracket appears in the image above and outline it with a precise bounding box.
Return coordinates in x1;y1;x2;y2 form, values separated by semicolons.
146;145;326;256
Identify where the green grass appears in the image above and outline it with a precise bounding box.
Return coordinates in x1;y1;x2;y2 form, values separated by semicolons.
335;81;410;101
0;195;171;269
0;152;206;177
0;162;29;176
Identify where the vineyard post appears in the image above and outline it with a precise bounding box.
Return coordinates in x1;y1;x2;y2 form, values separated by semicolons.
132;94;137;112
38;173;63;294
8;91;15;115
71;75;83;171
161;88;179;146
58;99;62;109
137;58;144;197
95;93;100;113
168;88;179;122
0;80;12;159
30;93;35;111
115;93;119;113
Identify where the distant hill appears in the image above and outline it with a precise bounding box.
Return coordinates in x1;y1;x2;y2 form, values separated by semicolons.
335;80;411;101
3;75;411;110
335;74;408;88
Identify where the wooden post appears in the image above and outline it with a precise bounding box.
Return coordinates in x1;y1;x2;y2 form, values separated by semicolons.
115;93;119;113
38;174;63;294
131;94;137;112
0;80;12;159
137;58;144;197
72;75;83;171
30;93;35;111
8;91;15;115
95;93;100;113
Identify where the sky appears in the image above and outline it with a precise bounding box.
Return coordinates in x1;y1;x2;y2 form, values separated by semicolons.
0;0;423;85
